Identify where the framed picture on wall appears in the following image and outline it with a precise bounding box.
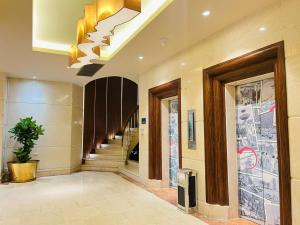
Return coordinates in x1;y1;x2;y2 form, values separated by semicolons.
188;110;196;150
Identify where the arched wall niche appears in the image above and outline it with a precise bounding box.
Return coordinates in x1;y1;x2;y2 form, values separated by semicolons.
83;76;138;158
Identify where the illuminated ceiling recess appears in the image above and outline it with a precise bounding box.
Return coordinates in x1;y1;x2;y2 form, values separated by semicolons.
32;0;173;69
70;0;142;68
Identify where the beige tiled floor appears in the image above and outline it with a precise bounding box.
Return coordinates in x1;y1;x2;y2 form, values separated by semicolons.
0;172;208;225
119;174;256;225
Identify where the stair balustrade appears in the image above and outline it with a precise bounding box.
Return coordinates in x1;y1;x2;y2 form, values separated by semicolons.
122;106;139;165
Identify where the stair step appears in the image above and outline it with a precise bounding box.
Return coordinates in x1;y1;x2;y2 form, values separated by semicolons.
108;139;122;145
96;149;123;155
127;160;139;168
129;128;139;131
89;154;123;160
100;143;122;149
125;130;139;134
81;165;119;172
85;159;125;167
101;143;121;148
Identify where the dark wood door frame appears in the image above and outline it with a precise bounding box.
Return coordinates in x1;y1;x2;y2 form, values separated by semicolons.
149;79;182;180
203;41;291;225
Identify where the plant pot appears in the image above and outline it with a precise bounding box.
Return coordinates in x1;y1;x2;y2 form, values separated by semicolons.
7;160;39;183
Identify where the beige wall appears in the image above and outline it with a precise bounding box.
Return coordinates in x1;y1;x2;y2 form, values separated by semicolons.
138;0;300;223
4;78;83;176
0;73;7;178
71;84;83;170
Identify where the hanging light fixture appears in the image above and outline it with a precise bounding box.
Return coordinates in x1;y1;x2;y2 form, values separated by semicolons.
69;0;141;68
84;4;97;34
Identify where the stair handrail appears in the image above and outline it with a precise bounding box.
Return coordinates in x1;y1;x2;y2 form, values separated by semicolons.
121;105;139;164
122;105;139;145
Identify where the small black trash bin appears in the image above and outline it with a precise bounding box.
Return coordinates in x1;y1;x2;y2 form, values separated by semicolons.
177;168;197;213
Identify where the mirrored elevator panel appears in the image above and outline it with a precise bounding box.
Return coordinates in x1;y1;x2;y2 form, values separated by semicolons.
169;98;179;188
235;78;280;225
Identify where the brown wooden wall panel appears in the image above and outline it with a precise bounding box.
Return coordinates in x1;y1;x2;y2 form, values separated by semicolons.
94;78;107;147
83;81;95;157
203;42;291;225
107;77;122;137
122;78;138;128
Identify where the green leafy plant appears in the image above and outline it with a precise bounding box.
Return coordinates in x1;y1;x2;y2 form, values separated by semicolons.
9;117;44;163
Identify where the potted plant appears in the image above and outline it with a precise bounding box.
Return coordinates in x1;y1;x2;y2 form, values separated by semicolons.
7;117;44;182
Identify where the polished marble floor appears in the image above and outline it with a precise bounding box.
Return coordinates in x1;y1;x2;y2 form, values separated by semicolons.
0;172;208;225
120;174;256;225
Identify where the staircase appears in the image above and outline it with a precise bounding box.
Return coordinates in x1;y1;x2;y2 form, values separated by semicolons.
81;137;125;172
81;106;140;177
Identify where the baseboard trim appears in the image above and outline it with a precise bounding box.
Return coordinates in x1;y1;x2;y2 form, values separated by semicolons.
37;166;81;177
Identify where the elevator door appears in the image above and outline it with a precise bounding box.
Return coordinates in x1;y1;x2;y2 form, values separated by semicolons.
236;78;280;225
169;98;179;188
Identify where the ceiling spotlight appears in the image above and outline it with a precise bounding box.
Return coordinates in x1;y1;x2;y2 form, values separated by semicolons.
159;37;169;47
138;56;144;60
259;27;266;32
202;10;211;17
32;76;37;79
180;62;187;67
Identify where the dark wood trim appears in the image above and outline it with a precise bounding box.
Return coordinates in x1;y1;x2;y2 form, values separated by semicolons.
203;41;291;224
148;79;182;180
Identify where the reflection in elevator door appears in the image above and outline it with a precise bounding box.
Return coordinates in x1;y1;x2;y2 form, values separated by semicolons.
235;78;280;225
169;99;179;188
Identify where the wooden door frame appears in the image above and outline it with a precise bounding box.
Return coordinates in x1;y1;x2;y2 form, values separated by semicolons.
148;79;182;180
203;41;291;225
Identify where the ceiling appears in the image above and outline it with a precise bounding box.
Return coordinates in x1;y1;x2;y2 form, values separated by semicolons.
32;0;173;61
0;0;279;86
32;0;93;54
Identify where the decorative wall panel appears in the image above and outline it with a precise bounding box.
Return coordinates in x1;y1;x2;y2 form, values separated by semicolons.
94;78;107;148
83;80;96;156
169;99;179;188
236;77;280;225
122;79;138;128
107;77;122;138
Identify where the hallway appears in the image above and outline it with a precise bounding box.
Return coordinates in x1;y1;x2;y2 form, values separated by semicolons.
0;172;207;225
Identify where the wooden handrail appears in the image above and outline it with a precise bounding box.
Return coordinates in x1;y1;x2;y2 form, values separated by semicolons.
122;105;139;146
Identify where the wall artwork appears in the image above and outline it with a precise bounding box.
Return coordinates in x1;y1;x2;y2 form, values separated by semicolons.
169;99;179;188
188;110;196;150
236;77;280;225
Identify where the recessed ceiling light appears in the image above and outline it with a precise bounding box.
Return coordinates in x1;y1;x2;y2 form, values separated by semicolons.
202;10;211;17
32;76;37;79
180;62;187;67
138;56;144;60
160;37;169;47
259;27;266;32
